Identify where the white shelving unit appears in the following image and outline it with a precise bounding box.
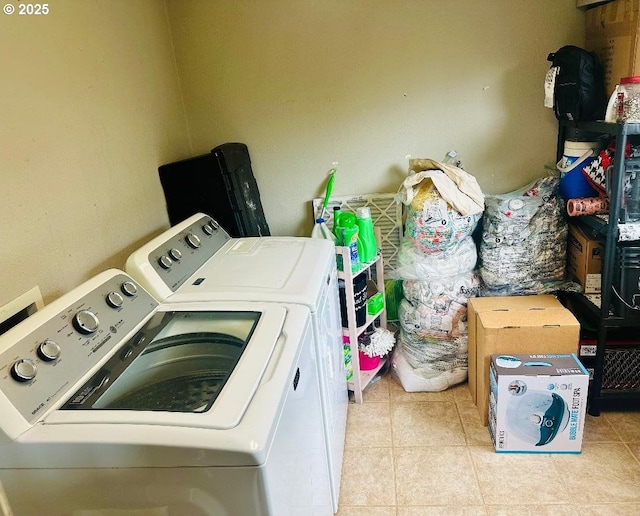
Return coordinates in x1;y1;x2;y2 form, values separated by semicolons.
336;246;387;404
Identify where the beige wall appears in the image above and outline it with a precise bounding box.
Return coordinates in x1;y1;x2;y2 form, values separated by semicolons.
1;1;585;308
168;0;585;236
0;1;190;306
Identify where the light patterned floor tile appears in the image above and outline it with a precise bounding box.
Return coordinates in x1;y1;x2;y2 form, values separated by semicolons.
450;381;474;404
345;401;392;447
359;373;391;402
456;400;493;446
339;374;640;514
394;446;482;506
469;445;571;505
627;441;640;462
581;413;620;442
339;447;396;507
603;411;640;442
391;401;465;447
551;442;640;504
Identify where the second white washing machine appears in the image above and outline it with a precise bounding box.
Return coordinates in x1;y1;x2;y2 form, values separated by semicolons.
126;213;348;512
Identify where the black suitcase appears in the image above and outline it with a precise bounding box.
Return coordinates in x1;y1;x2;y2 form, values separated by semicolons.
158;143;270;237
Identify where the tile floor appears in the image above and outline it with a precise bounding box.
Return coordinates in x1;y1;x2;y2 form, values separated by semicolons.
337;372;640;515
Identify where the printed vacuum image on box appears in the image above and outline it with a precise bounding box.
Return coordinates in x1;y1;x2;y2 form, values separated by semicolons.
488;353;589;453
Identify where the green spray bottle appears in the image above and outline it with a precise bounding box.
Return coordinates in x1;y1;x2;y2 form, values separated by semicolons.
334;211;360;273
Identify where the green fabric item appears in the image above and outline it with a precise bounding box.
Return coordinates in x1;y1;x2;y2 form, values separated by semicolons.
384;279;404;321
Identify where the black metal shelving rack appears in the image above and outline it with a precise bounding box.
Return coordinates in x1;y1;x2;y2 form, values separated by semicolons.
557;120;640;416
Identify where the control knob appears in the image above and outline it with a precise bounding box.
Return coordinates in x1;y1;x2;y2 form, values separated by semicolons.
38;339;61;361
168;248;182;261
158;255;173;270
106;291;124;308
121;281;138;297
73;309;100;335
202;221;218;235
185;233;201;249
11;359;38;382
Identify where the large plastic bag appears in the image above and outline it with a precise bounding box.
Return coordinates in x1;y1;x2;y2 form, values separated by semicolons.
398;298;467;340
390;335;468;392
389;236;478;280
389;158;484;393
404;184;480;254
479;176;570;296
400;158;485;216
398;331;468;370
402;270;481;308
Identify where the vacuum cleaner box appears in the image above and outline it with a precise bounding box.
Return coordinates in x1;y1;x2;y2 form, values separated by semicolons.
489;353;589;453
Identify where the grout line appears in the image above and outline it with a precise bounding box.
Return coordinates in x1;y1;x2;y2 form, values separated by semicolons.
622;442;640;467
461;401;489;508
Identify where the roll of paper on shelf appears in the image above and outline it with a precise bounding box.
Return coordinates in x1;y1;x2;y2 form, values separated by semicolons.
567;197;609;216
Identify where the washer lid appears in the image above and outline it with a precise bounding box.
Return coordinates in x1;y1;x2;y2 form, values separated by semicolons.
169;236;333;307
53;303;287;431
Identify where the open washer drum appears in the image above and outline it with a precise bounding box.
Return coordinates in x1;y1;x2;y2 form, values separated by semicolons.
0;270;331;515
125;212;348;512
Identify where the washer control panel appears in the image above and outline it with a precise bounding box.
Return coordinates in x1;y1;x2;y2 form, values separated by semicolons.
147;215;231;292
0;272;158;424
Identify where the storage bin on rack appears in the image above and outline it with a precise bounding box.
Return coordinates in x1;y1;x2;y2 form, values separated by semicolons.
613;246;640;319
603;347;640;390
615;158;640;223
338;272;367;327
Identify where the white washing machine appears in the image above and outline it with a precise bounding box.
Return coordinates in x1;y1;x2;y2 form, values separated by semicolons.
0;270;332;515
125;213;348;512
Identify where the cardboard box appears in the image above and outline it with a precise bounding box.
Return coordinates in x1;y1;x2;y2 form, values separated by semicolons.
488;353;589;453
585;0;640;96
567;224;603;294
467;296;581;426
467;295;565;404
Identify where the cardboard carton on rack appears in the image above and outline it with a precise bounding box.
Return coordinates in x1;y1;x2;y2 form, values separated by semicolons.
567;223;603;294
585;0;640;96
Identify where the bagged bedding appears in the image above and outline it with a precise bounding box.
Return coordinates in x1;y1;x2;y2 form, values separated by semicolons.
479;176;574;296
